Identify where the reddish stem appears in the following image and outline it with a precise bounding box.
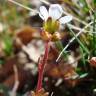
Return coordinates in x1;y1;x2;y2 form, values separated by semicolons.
36;41;49;92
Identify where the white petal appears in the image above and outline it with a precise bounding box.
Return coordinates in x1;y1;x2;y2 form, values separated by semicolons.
49;4;63;20
59;16;72;24
39;6;48;20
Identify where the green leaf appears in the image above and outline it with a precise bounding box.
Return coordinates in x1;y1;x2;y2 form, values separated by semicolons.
94;0;96;4
55;41;68;60
0;59;5;65
3;35;13;56
79;73;88;78
67;24;90;55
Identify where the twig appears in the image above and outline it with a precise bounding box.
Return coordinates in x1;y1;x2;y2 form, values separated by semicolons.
68;24;87;31
9;65;19;96
39;0;50;5
51;92;54;96
8;0;38;13
13;65;19;92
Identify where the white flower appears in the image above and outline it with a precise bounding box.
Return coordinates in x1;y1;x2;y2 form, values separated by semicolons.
39;4;72;24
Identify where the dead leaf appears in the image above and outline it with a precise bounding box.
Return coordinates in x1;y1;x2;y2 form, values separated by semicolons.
17;26;37;45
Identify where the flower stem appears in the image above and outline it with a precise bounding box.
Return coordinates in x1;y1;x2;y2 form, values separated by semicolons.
36;41;49;92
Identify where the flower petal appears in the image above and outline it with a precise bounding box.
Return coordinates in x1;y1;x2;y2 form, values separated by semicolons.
59;16;72;24
49;4;63;20
39;6;48;21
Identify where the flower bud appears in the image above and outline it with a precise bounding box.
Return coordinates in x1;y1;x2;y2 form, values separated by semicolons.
41;31;52;41
52;32;61;41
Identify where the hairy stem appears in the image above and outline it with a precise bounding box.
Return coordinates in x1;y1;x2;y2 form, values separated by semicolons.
36;41;49;91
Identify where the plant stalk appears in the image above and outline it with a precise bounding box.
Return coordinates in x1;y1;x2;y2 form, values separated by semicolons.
36;41;49;91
